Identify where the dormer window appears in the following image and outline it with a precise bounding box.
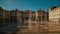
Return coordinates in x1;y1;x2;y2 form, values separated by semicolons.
51;6;57;10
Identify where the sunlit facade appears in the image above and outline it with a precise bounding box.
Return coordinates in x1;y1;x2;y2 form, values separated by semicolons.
49;6;60;32
49;7;60;23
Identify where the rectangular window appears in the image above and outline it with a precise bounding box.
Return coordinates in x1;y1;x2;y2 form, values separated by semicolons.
0;13;1;16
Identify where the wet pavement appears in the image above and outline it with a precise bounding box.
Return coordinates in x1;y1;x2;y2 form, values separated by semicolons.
0;22;24;34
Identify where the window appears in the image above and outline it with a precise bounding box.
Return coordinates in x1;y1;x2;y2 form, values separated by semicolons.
0;13;1;16
12;13;17;16
0;13;2;16
17;13;21;16
59;13;60;16
12;13;15;15
38;14;42;16
59;18;60;22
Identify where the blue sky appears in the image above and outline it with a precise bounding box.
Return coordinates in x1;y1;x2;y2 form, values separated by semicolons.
0;0;60;11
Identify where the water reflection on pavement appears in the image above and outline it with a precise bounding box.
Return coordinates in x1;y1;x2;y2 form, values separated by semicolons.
0;22;24;34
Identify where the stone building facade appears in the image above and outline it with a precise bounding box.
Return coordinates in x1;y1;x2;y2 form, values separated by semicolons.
0;7;49;24
9;9;24;24
49;6;60;22
36;9;49;22
0;7;10;24
49;6;60;32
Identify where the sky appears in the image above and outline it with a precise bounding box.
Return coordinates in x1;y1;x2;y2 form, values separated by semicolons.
0;0;60;11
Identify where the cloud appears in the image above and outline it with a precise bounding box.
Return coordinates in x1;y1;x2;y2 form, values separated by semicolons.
2;0;14;5
6;1;13;5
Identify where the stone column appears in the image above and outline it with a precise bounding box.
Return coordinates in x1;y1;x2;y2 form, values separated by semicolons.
36;12;38;22
41;13;42;23
36;12;38;32
3;11;5;24
29;10;32;29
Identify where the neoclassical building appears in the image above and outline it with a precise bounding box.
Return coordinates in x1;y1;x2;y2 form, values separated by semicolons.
36;9;49;22
9;9;23;23
49;6;60;23
0;7;10;23
49;6;60;32
0;7;49;24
